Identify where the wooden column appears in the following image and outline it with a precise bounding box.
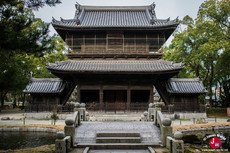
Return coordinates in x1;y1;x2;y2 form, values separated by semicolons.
127;85;131;111
149;86;154;103
76;85;81;102
99;85;104;111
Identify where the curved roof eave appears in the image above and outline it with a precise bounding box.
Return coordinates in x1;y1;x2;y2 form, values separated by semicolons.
52;23;179;31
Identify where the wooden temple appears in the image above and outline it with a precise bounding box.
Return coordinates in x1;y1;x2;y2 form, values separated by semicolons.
23;2;206;112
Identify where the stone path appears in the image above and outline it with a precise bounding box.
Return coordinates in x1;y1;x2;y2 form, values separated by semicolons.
75;122;161;145
88;149;150;153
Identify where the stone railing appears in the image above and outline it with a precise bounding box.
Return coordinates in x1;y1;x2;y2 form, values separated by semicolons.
146;102;173;147
147;102;184;153
146;102;184;153
55;102;88;153
179;126;230;135
166;131;184;153
55;132;71;153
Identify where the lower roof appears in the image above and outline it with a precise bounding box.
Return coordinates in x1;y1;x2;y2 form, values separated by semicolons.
23;78;64;94
47;59;182;74
166;78;207;94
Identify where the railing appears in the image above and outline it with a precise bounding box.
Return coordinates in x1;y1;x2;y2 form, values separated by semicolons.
25;104;74;113
66;37;165;53
104;102;126;111
161;104;206;113
156;110;164;128
85;102;148;112
130;103;149;111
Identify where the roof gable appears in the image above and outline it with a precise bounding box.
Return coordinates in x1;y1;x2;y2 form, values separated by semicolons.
52;2;179;29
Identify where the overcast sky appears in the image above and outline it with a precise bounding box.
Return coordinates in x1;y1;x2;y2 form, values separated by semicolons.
34;0;205;43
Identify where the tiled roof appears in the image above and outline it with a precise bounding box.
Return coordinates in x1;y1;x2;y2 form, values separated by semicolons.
52;3;179;29
47;60;182;74
23;78;65;94
166;78;206;94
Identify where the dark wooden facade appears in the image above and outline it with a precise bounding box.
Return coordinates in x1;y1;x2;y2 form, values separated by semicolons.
24;3;206;112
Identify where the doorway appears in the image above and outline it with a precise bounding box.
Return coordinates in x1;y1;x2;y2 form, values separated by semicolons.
80;90;99;110
103;90;127;111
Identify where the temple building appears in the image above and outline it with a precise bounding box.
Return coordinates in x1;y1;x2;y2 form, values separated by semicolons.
24;2;206;112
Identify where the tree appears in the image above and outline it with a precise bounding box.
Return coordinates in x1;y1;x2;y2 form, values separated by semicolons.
164;0;230;106
29;35;68;78
0;0;64;107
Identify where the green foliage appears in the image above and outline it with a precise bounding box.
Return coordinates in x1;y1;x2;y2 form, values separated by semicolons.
0;0;65;107
164;0;230;106
206;107;227;117
28;36;67;78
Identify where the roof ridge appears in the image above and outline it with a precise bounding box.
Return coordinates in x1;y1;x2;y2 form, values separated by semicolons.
170;78;200;82
31;78;62;82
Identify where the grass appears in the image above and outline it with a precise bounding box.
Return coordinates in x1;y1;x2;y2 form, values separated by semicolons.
7;144;55;153
0;124;64;131
172;122;230;132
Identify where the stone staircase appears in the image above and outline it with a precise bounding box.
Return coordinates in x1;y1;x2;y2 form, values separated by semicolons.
96;132;141;143
75;122;161;148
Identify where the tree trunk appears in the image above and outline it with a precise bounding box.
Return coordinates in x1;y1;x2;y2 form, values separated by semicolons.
0;93;5;108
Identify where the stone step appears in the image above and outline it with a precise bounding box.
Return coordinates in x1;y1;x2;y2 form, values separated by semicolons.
96;132;140;137
76;143;158;149
96;137;141;143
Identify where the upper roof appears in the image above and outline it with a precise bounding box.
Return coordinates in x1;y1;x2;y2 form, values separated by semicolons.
23;78;65;94
52;2;179;29
166;78;207;94
47;59;182;74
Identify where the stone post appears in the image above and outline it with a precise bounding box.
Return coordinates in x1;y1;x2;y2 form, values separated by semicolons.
148;103;154;121
153;102;163;125
79;103;86;121
172;131;184;153
74;102;81;125
161;118;173;147
64;118;75;147
55;132;67;153
85;111;89;121
143;111;148;121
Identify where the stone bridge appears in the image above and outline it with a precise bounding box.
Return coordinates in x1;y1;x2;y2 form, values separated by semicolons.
55;102;184;153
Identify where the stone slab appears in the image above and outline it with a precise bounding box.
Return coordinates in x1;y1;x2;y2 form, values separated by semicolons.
75;122;161;146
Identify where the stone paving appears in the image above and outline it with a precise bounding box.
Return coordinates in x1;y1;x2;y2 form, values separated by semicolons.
88;149;150;153
75;122;161;145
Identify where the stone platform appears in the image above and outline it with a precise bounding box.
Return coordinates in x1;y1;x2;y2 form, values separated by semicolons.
75;122;161;147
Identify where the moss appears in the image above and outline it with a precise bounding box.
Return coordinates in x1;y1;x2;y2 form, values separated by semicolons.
173;122;230;132
0;124;64;131
206;107;227;117
7;144;55;153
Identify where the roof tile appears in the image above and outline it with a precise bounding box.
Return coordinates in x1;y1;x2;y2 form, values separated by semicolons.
47;60;182;73
23;78;64;94
166;78;206;94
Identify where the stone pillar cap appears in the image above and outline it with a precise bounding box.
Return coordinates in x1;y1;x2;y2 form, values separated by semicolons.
174;131;183;140
162;118;172;126
80;103;86;108
65;117;74;126
56;131;65;139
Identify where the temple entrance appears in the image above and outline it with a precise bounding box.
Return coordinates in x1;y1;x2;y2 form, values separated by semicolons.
103;90;127;111
130;90;150;110
80;90;100;110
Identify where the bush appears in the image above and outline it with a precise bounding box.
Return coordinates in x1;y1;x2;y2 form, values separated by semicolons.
206;107;227;117
183;134;202;144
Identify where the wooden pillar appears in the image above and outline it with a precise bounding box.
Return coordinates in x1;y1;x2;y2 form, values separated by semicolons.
99;85;104;111
76;85;81;102
127;85;131;111
149;85;154;103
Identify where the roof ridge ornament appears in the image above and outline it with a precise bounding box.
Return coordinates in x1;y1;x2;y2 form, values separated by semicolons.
75;2;81;15
150;2;156;19
52;17;58;23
